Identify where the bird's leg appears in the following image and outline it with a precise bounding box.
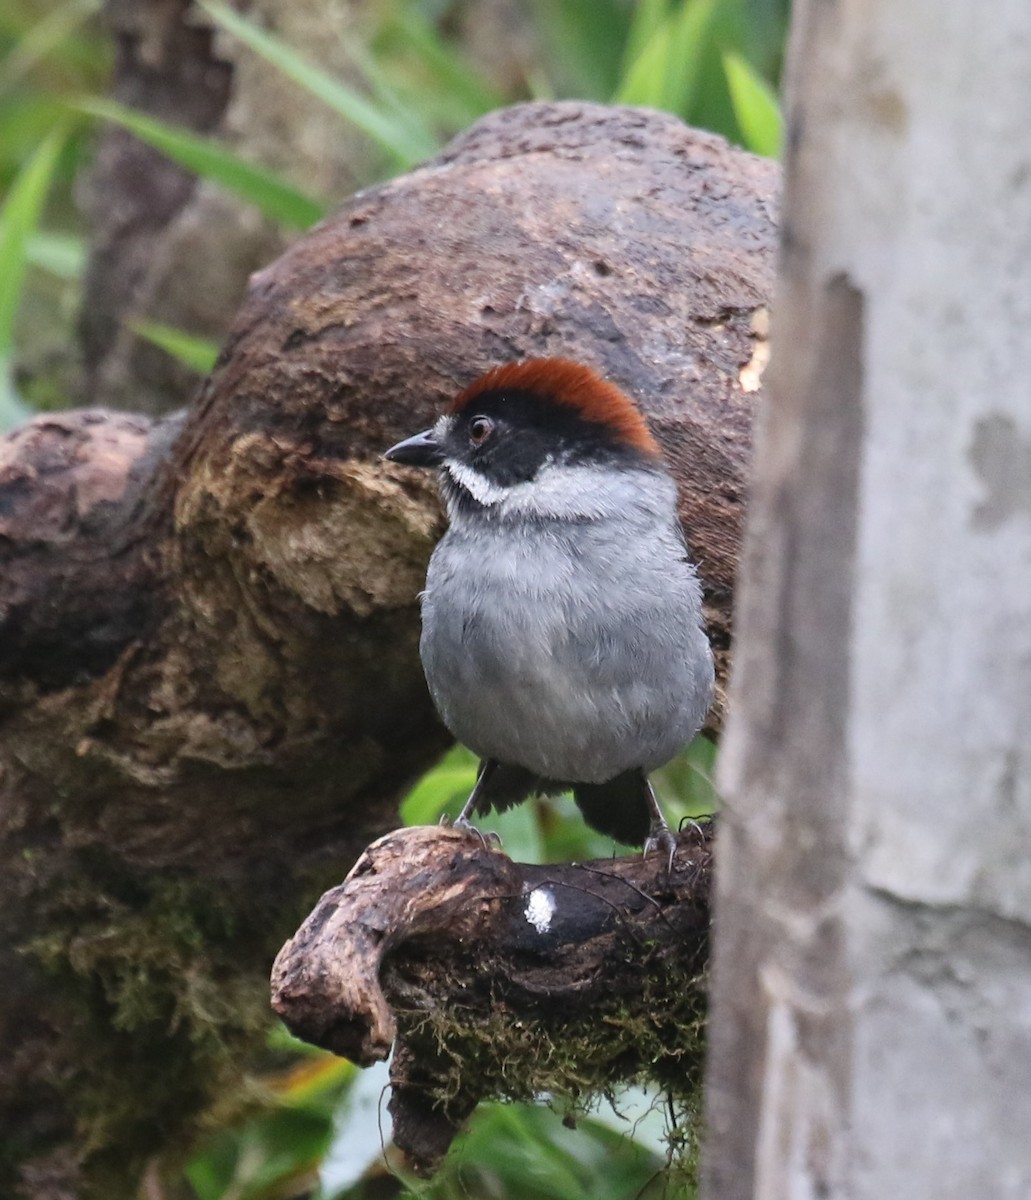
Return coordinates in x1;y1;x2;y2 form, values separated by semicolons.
642;778;678;871
454;758;496;826
443;759;502;847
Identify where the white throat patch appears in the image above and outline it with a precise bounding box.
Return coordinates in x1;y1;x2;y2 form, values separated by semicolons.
443;457;628;520
443;458;512;508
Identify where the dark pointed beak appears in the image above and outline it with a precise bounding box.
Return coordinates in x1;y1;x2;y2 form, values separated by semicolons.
383;427;444;468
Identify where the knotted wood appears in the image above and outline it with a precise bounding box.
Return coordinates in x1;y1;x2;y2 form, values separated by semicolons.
272;824;713;1174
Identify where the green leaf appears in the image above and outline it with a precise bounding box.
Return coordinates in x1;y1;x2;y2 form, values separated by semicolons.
614;26;669;107
0;126;67;429
0;0;103;96
26;230;85;279
413;1102;666;1200
722;50;783;157
400;745;479;826
620;0;671;80
661;0;718;115
74;97;326;229
197;0;439;168
0;129;66;354
187;1039;354;1200
652;734;720;827
484;799;545;864
129;319;220;373
187;1107;334;1200
615;0;716;117
381;7;502;122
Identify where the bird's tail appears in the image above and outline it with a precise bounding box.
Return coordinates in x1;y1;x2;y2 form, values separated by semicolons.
573;769;651;846
471;761;653;846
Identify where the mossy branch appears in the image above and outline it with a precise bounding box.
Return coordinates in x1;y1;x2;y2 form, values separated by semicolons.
271;823;712;1174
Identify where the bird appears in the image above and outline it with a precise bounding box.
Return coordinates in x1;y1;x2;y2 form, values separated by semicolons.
384;358;714;854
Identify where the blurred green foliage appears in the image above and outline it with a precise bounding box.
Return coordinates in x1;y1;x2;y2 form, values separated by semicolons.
184;1026;355;1200
0;125;66;424
129;319;222;374
0;0;785;419
392;1101;675;1200
1;1;785;1194
188;1029;694;1200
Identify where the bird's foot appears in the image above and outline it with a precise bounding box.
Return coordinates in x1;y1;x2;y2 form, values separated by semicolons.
641;778;679;873
441;811;503;850
643;821;678;874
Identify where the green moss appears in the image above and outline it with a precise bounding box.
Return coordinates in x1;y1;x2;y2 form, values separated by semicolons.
22;847;297;1197
390;955;708;1180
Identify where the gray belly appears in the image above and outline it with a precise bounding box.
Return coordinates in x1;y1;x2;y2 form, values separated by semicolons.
419;533;713;782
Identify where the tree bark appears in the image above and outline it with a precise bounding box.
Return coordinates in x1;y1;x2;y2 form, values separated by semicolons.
703;2;1031;1198
271;823;712;1175
0;102;776;1198
78;0;238;413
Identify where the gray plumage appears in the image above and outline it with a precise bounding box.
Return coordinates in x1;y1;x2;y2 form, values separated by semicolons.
421;459;713;788
384;359;715;846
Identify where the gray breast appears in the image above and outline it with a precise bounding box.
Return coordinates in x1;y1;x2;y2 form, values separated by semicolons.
419;500;713;783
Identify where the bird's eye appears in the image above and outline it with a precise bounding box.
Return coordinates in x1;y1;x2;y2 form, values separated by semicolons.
468;415;494;446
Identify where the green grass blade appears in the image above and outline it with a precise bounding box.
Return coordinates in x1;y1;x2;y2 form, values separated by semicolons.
383;9;502;120
0;0;103;96
0;129;66;354
130;319;220;373
74;97;326;228
336;35;439;145
615;0;715;116
0;127;67;429
614;18;671;106
197;0;438;167
662;0;718;115
26;231;86;279
723;50;783;157
621;0;670;79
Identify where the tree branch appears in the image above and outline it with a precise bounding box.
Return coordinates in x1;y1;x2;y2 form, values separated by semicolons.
272;824;712;1174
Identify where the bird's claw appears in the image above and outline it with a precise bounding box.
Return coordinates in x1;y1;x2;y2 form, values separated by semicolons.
644;824;678;874
676;813;713;840
444;812;503;850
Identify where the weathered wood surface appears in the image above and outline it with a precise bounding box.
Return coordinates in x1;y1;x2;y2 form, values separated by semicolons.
0;101;777;1197
272;823;713;1174
703;2;1031;1198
